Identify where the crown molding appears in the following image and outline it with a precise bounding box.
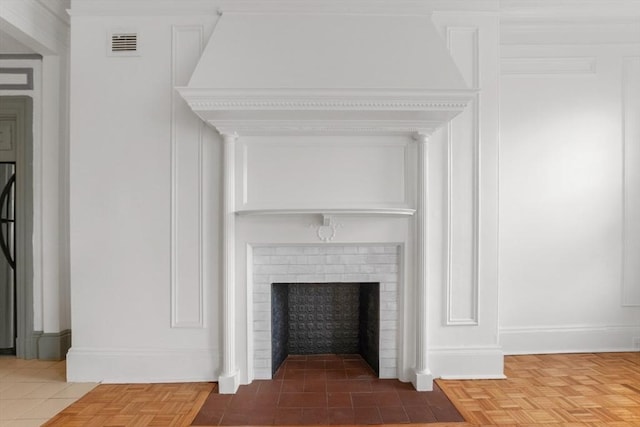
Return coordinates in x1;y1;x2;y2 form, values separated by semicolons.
501;19;640;46
68;0;498;16
177;88;475;136
501;57;598;75
36;0;70;25
1;0;70;54
501;0;640;20
208;121;443;137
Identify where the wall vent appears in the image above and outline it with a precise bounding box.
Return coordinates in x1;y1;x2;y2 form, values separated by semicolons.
108;32;139;56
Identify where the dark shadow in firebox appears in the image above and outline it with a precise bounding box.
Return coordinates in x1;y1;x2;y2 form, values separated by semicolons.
271;282;380;376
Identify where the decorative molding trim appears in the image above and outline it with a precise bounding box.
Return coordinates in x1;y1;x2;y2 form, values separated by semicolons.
500;1;640;20
429;346;504;380
445;27;480;326
0;68;34;90
500;21;640;46
34;329;71;360
500;325;640;355
501;57;598;76
66;347;220;383
237;208;416;217
170;25;206;328
622;56;640;307
313;215;341;242
211;121;444;136
177;88;475;135
67;0;498;16
413;133;430;390
0;0;70;54
186;99;473;110
220;132;239;394
35;0;71;25
179;88;475;110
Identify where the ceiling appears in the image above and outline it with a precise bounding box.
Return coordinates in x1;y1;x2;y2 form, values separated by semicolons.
0;29;37;54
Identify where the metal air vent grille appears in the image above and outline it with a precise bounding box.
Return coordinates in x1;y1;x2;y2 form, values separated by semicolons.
109;32;138;56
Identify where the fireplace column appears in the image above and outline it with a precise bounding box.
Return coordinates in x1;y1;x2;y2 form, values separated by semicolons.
219;132;239;393
413;133;433;391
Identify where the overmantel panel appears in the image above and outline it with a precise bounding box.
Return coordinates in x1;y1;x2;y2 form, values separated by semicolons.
236;136;412;211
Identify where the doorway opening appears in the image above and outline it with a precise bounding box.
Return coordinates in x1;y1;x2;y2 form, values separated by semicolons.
0;162;16;354
0;96;34;359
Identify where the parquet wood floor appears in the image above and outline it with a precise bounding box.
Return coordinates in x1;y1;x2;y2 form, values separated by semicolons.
438;352;640;427
42;352;639;426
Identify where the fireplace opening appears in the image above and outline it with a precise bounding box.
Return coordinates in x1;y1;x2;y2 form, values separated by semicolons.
271;282;380;376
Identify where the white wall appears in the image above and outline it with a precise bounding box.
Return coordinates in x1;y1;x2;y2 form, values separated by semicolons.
499;13;640;353
67;9;223;381
66;0;503;383
65;0;639;385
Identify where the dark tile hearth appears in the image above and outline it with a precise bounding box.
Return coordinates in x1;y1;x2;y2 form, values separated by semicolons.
191;354;464;426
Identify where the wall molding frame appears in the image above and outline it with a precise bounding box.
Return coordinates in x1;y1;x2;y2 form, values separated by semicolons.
0;68;34;90
621;56;640;307
501;57;598;76
169;25;206;328
444;26;480;326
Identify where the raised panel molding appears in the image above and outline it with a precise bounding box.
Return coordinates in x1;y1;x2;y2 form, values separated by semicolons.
501;57;598;76
170;25;205;328
500;20;640;46
445;27;479;326
239;140;411;210
622;56;640;307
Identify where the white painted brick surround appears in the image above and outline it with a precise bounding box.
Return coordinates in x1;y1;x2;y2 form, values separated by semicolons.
251;244;400;380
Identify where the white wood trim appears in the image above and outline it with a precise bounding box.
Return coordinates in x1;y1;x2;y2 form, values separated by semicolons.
67;0;498;16
170;25;206;328
500;325;640;354
445;26;480;326
501;57;598;75
0;0;69;54
219;132;239;393
622;56;640;307
413;133;431;391
236;208;416;217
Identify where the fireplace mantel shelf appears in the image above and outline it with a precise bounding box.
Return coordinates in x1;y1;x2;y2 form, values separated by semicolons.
236;208;416;217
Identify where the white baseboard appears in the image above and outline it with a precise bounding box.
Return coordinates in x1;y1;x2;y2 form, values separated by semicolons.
66;347;220;383
429;346;505;380
500;325;640;355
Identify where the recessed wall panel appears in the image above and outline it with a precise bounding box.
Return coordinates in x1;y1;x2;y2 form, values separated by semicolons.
170;26;205;328
240;138;408;209
445;28;479;325
623;56;640;306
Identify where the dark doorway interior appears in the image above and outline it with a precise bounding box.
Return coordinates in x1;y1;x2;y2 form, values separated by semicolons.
271;282;380;376
0;162;16;355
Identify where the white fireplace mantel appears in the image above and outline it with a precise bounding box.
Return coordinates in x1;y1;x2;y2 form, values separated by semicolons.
178;11;477;394
236;208;416;217
177;87;475;136
177;12;475;137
